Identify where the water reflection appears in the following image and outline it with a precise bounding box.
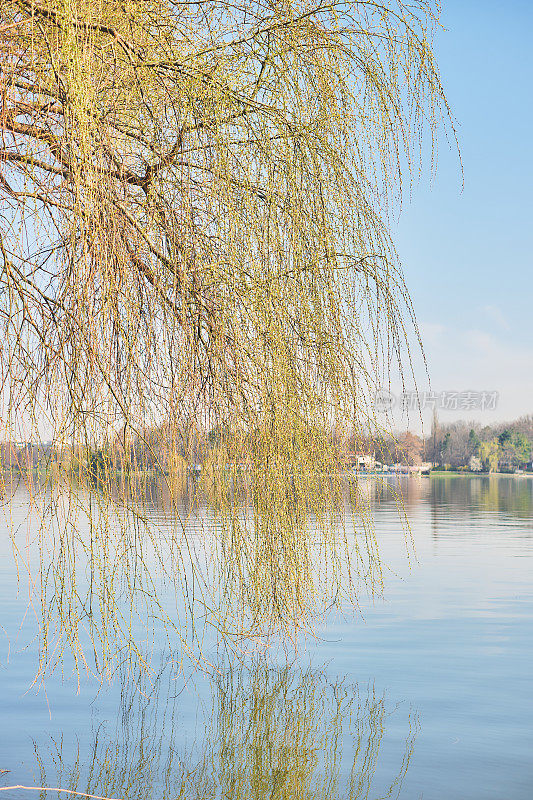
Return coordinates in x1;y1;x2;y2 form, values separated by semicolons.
2;475;532;800
2;469;381;680
30;661;418;800
358;474;533;522
428;475;533;521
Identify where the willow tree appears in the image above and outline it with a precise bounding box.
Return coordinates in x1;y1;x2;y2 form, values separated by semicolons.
0;0;452;445
0;1;452;669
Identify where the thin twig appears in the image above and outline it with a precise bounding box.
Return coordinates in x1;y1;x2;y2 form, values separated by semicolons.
0;787;123;800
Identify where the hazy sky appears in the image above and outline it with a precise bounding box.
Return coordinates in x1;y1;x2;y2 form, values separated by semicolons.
389;0;533;431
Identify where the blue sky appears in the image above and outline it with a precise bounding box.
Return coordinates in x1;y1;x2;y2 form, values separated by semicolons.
390;0;533;429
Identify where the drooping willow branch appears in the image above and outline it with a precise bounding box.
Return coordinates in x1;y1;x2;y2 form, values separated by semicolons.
0;0;455;439
0;0;454;671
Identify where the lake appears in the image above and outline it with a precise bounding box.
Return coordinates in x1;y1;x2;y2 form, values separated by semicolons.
1;474;532;799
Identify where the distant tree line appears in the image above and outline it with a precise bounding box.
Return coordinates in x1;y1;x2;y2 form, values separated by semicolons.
425;415;533;472
359;415;533;472
2;416;533;476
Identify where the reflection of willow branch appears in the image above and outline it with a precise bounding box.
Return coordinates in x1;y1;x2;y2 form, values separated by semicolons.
7;464;385;681
26;661;418;800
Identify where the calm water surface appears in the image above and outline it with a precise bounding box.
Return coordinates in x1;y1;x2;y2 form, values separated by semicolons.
1;475;532;799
